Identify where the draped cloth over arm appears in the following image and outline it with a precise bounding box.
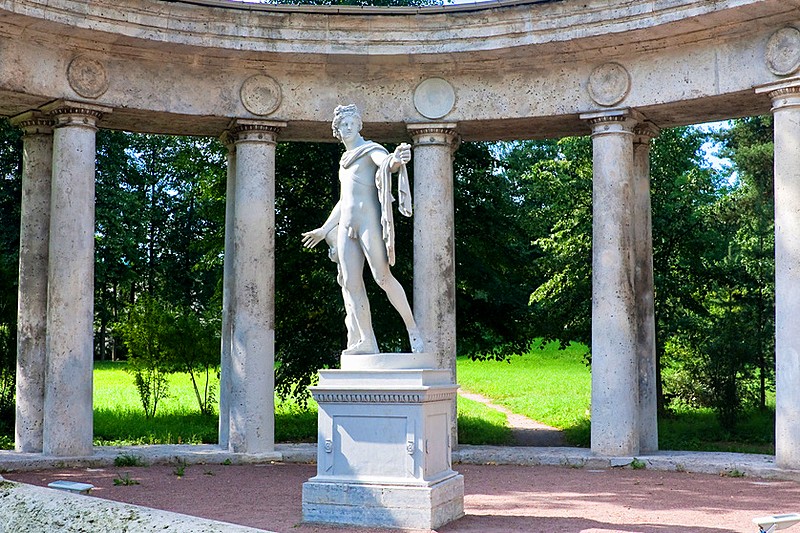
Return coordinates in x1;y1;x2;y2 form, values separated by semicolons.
376;154;412;266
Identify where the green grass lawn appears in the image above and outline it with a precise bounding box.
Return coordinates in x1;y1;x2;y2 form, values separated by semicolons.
457;339;592;446
92;361;512;446
1;346;777;453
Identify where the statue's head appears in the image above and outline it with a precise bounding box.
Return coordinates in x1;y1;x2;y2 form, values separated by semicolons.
332;104;362;141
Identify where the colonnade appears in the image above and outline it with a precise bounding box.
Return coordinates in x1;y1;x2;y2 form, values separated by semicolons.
11;77;800;468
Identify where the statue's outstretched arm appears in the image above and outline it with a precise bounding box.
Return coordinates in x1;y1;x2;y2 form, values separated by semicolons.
302;201;341;249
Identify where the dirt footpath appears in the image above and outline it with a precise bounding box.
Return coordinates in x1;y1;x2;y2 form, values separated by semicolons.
7;462;799;533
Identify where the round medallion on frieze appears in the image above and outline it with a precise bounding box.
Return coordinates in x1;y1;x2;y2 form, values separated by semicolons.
67;56;109;99
413;78;456;119
588;62;631;107
240;74;282;116
766;27;800;76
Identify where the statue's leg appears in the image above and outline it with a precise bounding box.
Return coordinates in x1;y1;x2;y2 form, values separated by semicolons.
338;229;378;354
361;228;424;353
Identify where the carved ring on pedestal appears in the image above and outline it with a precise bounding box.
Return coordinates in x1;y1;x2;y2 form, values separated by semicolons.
413;77;456;119
588;62;631;107
240;74;282;116
67;56;109;99
766;27;800;76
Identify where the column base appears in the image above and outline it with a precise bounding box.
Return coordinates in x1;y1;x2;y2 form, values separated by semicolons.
302;474;464;530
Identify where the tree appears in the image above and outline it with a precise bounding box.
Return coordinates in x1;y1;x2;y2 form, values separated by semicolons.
0;119;21;431
117;294;172;418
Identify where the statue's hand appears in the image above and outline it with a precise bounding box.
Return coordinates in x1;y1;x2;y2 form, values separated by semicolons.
301;228;327;249
393;143;411;165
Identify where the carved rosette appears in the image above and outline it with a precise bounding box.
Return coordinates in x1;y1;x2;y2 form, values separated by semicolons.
588;62;631;107
413;78;456;119
240;74;282;116
67;56;109;99
766;27;800;76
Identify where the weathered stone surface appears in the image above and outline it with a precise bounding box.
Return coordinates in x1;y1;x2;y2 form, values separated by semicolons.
11;113;52;454
758;79;800;469
303;474;464;529
582;109;640;457
0;0;796;139
0;481;272;533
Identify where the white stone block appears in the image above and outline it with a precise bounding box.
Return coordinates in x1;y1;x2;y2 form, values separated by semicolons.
303;365;464;529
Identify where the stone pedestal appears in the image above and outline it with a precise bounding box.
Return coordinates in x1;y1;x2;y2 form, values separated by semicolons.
302;355;464;530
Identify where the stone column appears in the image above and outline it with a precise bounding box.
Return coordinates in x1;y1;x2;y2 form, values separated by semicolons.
40;101;111;457
227;120;285;453
407;123;459;447
756;78;800;469
218;132;236;450
10;112;53;453
633;122;660;453
580;108;641;456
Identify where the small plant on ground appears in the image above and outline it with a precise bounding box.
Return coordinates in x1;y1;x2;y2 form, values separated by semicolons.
172;458;187;477
114;454;145;467
113;472;140;486
221;458;232;466
630;458;646;470
721;468;745;478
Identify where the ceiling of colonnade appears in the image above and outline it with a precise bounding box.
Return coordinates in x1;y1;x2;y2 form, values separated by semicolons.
0;0;798;140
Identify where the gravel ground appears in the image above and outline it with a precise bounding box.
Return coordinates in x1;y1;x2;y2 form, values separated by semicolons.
7;462;800;533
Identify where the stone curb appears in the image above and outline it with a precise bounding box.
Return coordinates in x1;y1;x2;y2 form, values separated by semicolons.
2;444;799;482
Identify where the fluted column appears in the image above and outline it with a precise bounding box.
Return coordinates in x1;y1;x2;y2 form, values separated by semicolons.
756;78;800;469
10;112;53;453
227;120;285;453
633;121;659;453
581;108;641;456
408;123;459;448
218;131;236;449
40;101;111;456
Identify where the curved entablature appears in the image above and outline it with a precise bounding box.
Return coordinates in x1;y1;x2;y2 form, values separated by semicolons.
0;0;798;140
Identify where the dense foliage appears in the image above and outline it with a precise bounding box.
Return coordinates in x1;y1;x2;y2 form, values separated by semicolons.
0;114;779;432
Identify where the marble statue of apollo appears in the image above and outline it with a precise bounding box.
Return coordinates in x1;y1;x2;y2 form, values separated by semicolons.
302;104;424;355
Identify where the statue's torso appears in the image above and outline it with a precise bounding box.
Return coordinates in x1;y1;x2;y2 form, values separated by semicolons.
339;147;383;235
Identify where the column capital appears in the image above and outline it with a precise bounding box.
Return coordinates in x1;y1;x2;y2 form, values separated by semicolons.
633;121;660;144
9;111;54;135
755;76;800;111
580;108;645;136
229;119;287;144
407;123;460;151
40;100;112;128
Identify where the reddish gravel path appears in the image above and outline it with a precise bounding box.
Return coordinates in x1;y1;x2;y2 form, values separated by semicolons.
7;462;800;532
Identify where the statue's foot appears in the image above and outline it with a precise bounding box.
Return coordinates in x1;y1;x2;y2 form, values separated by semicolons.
342;340;378;356
408;329;425;353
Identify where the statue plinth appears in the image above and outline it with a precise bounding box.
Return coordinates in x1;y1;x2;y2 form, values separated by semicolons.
301;353;464;530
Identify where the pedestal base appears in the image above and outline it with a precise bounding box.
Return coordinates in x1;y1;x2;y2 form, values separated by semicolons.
303;474;464;530
302;357;464;529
